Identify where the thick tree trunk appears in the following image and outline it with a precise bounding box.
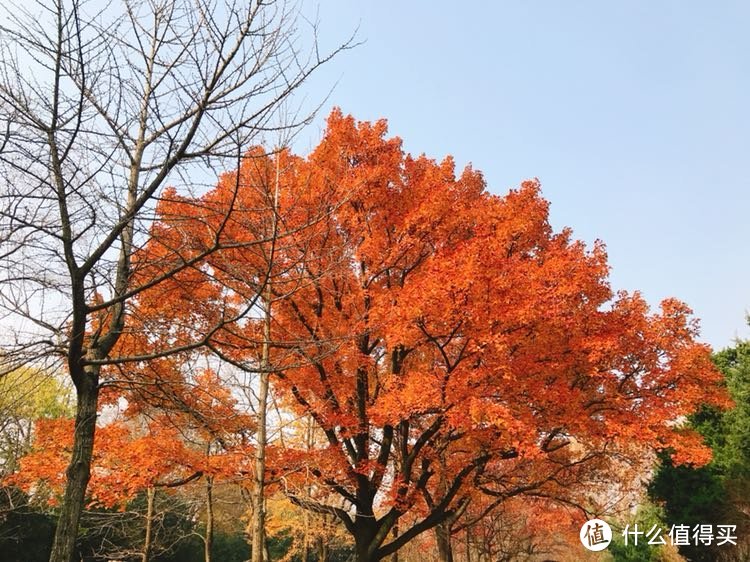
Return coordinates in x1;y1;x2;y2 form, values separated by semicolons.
49;375;99;562
353;519;385;562
435;522;454;562
205;476;214;562
354;539;377;562
142;486;155;562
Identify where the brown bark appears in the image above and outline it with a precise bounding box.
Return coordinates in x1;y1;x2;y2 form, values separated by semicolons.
142;486;155;562
49;373;99;562
315;535;329;561
251;288;271;562
205;476;214;562
251;147;281;562
251;366;268;562
353;519;380;562
389;524;399;562
435;521;454;562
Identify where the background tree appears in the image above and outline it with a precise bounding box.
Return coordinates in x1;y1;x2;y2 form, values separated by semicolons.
650;336;750;562
608;502;685;562
433;440;651;562
0;367;72;562
8;365;253;562
131;144;350;561
0;367;73;476
265;414;354;562
456;497;583;562
0;1;351;560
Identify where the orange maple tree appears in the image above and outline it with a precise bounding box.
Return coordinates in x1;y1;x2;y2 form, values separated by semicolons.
8;365;252;515
129;109;728;562
8;417;198;509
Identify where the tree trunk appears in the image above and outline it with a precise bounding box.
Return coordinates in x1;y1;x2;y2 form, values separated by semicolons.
353;519;383;562
49;375;99;562
252;148;280;562
354;540;376;562
465;528;471;562
315;535;328;561
205;476;214;562
389;524;399;562
302;416;314;562
251;293;271;562
301;510;310;562
142;486;155;562
301;532;309;562
435;522;454;562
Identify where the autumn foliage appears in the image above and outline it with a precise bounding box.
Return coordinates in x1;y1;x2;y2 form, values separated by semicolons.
9;367;252;512
7;109;729;562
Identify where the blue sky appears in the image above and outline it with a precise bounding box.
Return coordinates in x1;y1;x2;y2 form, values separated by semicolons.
294;1;750;350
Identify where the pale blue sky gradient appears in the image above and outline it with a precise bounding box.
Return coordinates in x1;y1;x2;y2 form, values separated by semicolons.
296;1;750;350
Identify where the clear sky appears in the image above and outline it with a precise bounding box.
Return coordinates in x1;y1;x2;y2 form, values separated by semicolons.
293;0;750;350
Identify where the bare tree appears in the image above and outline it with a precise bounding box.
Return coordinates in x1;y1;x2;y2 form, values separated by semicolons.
0;0;352;560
